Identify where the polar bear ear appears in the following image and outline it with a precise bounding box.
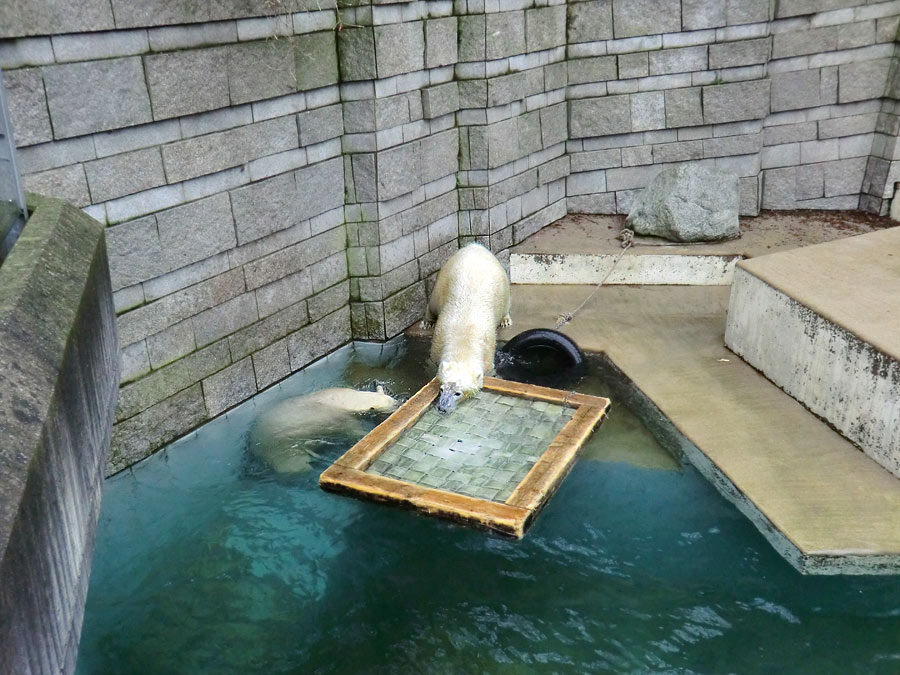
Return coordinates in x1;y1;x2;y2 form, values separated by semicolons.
376;384;385;394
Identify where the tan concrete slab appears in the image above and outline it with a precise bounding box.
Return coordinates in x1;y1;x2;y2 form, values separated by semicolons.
487;284;900;573
738;225;900;362
512;211;893;259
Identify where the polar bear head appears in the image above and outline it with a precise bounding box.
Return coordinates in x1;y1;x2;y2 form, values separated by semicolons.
436;360;483;413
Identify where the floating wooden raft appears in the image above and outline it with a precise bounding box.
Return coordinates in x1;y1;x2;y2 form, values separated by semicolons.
319;377;610;537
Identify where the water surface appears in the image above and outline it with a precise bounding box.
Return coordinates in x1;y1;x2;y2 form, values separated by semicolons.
78;338;900;674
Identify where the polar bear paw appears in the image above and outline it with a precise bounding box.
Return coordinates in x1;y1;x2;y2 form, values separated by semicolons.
498;315;512;329
420;319;435;330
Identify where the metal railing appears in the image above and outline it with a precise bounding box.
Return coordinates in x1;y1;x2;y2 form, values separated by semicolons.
0;67;27;264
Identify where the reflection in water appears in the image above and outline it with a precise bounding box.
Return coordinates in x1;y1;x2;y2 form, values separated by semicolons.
78;338;900;674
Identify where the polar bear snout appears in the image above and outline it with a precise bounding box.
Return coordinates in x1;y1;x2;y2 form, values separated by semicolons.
437;386;464;413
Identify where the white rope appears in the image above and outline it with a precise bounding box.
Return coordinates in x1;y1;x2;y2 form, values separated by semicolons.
555;229;634;329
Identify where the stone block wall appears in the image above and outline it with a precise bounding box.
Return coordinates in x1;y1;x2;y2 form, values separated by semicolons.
2;0;898;470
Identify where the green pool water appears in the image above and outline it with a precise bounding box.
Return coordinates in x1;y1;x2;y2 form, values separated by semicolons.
77;338;900;674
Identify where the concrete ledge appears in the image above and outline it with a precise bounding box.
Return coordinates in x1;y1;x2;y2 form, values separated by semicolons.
726;227;900;479
0;195;119;674
511;252;739;285
490;284;900;574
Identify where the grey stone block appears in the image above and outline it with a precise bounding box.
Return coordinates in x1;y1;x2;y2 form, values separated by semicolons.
230;172;297;245
108;0;209;29
110;384;207;474
307;280;350;321
569;95;632;138
118;268;245;345
146;318;196;369
252;339;291;390
3;67;52;146
1;0;114;37
116;339;230;420
568;56;617;85
612;0;680;38
310;251;348;293
837;20;876;51
702;133;762;158
84;147;166;203
298;104;343;146
568;0;613;44
0;37;54;69
649;46;708;75
702;79;769;124
120;340;151;384
148;22;238;51
43;57;152;138
606;163;662;191
839;59;891;104
295;157;344;222
682;0;726;30
377;141;421;200
486;117;521;168
567;192;617;214
420;130;459;184
375;94;410;129
652;139;703;163
488;72;528;107
295;31;339;91
541;103;568;148
51;29;148;63
458;14;486;62
156;193;237;272
773;27;838;60
709;37;770;69
143;252;230;302
343;100;376;133
631;91;665;131
203;357;256;417
287;305;350;370
818;114;877;140
617;52;648;79
526;6;566;53
337;27;376;81
770;69;822;112
384;282;425;337
106;216;163;290
228;39;296;105
23;164;90;209
256;270;312;318
761;166;796;208
571;148;620;172
379;233;415;273
193;292;259;348
350;153;377;202
794;163;824;200
664;87;703;128
763;121;817;145
229;299;308;361
727;0;769;25
144;47;229;121
485;11;525;60
375;22;425;78
824;157;867;197
422;82;459;119
426;17;457;68
162;115;297;183
738;176;759;216
518;111;543;156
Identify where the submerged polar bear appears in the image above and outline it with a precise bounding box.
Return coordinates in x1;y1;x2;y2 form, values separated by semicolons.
423;242;511;413
249;386;399;474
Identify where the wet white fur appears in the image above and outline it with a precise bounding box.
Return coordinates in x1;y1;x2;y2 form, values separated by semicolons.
250;387;398;473
425;243;511;398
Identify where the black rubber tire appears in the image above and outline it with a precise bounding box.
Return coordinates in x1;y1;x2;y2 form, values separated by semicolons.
500;329;585;371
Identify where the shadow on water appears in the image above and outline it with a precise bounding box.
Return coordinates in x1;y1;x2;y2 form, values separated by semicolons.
78;337;900;675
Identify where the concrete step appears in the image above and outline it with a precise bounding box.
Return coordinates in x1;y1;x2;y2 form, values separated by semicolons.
510;212;886;286
487;284;900;574
726;226;900;479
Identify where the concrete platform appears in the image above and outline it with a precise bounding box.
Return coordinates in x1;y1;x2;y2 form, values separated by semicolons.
510;212;889;285
486;285;900;574
726;227;900;479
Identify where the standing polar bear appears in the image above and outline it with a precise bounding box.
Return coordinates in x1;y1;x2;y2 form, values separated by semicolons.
423;243;511;413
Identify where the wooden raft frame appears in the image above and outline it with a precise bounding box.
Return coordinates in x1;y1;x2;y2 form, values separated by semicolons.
319;378;610;537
